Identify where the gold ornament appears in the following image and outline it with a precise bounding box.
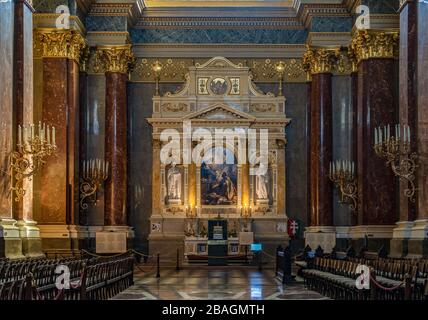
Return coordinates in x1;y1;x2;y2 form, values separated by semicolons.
33;29;87;63
302;46;341;74
95;45;135;74
349;30;399;64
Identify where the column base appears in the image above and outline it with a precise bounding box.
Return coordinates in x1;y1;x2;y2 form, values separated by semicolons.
389;221;414;258
410;219;428;239
16;220;44;258
406;239;428;258
0;218;24;259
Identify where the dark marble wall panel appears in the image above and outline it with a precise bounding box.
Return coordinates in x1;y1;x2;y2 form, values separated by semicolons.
332;76;353;226
85;75;106;226
0;1;14;218
127;83;181;250
417;1;428;219
86;16;127;32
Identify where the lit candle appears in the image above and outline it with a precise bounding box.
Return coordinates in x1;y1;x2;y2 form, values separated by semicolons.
52;127;56;145
374;128;378;145
18;125;22;145
31;124;34;139
47;126;51;144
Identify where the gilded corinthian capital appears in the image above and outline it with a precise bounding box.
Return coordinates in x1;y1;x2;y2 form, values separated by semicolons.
349;30;399;64
302;46;340;74
95;45;135;74
33;29;87;63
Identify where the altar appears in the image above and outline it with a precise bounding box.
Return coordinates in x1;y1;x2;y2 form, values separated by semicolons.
147;57;291;263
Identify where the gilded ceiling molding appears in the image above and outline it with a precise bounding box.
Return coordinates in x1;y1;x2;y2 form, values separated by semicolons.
131;58;306;83
302;46;340;74
33;29;87;63
349;29;399;64
95;45;136;74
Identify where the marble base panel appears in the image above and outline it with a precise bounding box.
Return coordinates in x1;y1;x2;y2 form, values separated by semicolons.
406;239;428;258
21;238;44;258
148;236;185;263
390;238;409;258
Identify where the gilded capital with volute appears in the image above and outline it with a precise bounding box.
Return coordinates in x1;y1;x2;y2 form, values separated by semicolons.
95;45;135;74
33;29;87;63
349;29;399;64
302;47;340;74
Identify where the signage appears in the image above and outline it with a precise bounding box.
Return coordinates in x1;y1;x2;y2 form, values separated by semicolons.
96;232;127;254
250;243;262;252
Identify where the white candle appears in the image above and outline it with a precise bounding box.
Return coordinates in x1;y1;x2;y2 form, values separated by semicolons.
18;125;22;145
407;126;411;143
52;127;56;145
106;161;109;176
47;126;51;144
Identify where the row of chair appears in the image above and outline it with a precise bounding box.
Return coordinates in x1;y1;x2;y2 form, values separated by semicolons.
0;255;134;300
300;257;427;300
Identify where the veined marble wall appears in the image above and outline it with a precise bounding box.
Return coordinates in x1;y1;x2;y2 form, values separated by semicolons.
0;2;14;218
417;2;428;219
127;83;181;250
332;76;354;226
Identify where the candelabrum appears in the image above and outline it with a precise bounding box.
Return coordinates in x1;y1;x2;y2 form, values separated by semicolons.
185;205;197;218
374;124;418;202
80;159;109;210
9;122;57;202
329;160;358;211
152;60;163;96
241;204;252;218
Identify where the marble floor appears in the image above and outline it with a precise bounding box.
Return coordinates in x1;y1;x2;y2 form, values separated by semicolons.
112;266;329;300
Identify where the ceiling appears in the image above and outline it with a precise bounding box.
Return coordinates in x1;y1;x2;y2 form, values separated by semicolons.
144;0;294;8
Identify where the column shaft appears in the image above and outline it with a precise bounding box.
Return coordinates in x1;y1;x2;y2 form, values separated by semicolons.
310;73;333;226
104;72;128;226
357;59;398;225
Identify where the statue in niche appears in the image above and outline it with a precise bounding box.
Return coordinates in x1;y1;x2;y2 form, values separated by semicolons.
256;163;269;200
167;162;181;200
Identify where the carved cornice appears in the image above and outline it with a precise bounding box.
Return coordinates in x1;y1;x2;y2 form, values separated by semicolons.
349;29;399;64
94;45;135;74
302;46;340;74
33;29;87;63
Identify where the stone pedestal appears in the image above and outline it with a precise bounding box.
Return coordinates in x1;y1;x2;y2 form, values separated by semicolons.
16;220;44;258
0;219;24;259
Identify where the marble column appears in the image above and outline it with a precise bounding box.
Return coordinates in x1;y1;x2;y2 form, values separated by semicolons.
96;46;134;230
409;0;428;255
0;0;23;258
303;47;339;229
350;30;399;247
390;1;419;256
33;29;86;249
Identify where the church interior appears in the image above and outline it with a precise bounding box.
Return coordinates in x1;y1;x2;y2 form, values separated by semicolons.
1;0;428;302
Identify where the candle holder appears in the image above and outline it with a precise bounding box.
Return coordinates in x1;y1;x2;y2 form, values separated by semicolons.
374;124;418;202
152;60;163;96
80;159;109;210
241;204;252;218
275;61;286;97
329;160;358;211
185;205;197;218
9;122;57;202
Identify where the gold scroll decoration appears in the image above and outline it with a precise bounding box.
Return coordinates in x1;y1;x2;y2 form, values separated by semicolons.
349;29;399;65
33;29;87;63
302;46;341;74
94;45;136;74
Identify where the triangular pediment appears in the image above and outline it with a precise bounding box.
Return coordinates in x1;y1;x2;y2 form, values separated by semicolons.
184;104;255;120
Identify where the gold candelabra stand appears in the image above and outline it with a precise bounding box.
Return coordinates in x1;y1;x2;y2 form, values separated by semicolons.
80;159;109;210
9;122;57;202
275;61;286;97
329;160;357;211
374;124;418;202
